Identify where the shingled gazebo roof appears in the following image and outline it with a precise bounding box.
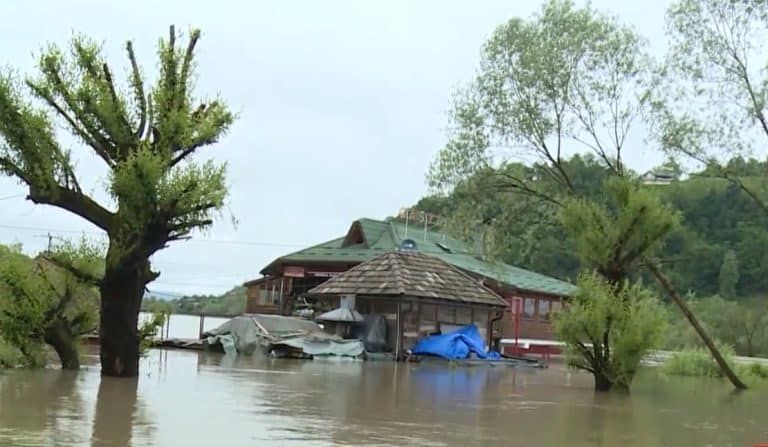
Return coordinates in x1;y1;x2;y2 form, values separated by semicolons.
308;250;508;308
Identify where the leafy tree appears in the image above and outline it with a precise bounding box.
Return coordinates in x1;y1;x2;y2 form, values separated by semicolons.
0;241;100;369
658;0;768;214
429;0;651;198
561;178;679;284
0;26;234;376
427;0;745;389
554;272;665;391
718;250;739;299
557;178;676;390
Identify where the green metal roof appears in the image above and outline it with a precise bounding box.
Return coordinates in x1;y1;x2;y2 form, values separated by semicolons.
260;217;576;296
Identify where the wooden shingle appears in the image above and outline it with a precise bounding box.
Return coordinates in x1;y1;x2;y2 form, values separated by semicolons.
309;251;508;307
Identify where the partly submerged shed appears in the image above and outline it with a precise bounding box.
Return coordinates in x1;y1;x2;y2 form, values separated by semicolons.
308;250;508;358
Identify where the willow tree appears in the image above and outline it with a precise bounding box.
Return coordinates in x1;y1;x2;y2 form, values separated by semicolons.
429;0;746;390
0;26;234;376
429;0;652;200
554;272;665;391
659;0;768;212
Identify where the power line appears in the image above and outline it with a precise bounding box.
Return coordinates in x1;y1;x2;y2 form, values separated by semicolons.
0;194;25;201
0;223;304;247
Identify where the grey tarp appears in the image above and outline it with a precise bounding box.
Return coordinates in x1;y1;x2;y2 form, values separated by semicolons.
202;314;323;355
203;314;366;357
273;333;364;357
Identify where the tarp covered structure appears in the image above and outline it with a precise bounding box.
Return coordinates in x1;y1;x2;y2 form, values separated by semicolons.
203;314;364;358
203;314;323;355
410;325;501;360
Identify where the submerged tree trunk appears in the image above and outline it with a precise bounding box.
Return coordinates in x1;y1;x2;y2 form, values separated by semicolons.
646;260;747;390
99;261;147;377
44;319;80;370
593;372;613;392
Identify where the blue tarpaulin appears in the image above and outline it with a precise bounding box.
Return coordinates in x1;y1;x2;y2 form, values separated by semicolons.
410;325;501;360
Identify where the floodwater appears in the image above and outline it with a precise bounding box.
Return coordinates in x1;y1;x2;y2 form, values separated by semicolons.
137;313;230;339
1;349;767;446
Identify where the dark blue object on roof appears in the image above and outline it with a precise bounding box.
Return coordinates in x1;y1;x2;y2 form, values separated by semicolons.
410;325;501;360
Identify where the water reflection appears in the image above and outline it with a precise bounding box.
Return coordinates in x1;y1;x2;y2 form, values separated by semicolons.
0;369;86;446
1;350;768;446
91;378;142;447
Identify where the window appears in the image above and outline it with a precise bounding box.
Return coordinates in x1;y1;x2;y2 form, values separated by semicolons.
539;299;550;321
523;298;535;319
551;300;562;315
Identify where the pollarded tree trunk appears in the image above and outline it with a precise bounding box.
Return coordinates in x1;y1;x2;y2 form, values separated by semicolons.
43;318;80;370
99;259;148;377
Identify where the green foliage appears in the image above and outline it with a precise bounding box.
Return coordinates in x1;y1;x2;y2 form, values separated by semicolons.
417;156;768;299
736;362;768;380
430;0;650;197
663;296;768;357
663;344;735;378
0;242;100;368
0;26;235;374
143;299;174;316
143;286;245;316
0;336;24;368
718;250;739;299
138;312;167;355
561;178;680;282
554;272;666;390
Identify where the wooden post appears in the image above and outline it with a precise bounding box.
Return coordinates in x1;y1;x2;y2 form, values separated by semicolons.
198;314;205;340
514;298;522;357
395;302;402;361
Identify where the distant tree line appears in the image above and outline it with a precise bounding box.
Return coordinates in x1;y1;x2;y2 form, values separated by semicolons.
142;286;246;316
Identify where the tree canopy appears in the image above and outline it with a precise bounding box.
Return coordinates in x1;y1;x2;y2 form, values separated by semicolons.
0;26;235;376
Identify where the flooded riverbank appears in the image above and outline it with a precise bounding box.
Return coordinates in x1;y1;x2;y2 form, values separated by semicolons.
1;348;767;446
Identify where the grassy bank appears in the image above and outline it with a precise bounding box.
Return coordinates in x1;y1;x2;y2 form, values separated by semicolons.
662;346;768;383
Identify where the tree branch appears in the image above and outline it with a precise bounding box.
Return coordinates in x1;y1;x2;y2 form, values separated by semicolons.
0;156;31;184
126;41;147;140
645;257;747;390
27;185;113;232
169;140;206;167
25;81;114;167
39;255;102;287
180;29;201;91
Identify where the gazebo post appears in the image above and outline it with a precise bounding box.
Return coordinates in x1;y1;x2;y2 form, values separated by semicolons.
395;301;402;360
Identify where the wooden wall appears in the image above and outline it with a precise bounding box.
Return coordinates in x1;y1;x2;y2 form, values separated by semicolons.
499;292;564;340
356;296;498;355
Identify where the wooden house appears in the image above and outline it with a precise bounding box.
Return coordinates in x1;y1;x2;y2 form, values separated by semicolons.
244;217;576;355
307;250;509;358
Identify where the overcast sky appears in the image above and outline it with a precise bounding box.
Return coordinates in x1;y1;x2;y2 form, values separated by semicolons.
0;0;671;295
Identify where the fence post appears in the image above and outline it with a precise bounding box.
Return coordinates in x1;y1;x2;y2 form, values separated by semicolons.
198;314;205;339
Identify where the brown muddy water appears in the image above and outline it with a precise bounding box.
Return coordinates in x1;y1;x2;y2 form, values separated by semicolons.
1;347;767;447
